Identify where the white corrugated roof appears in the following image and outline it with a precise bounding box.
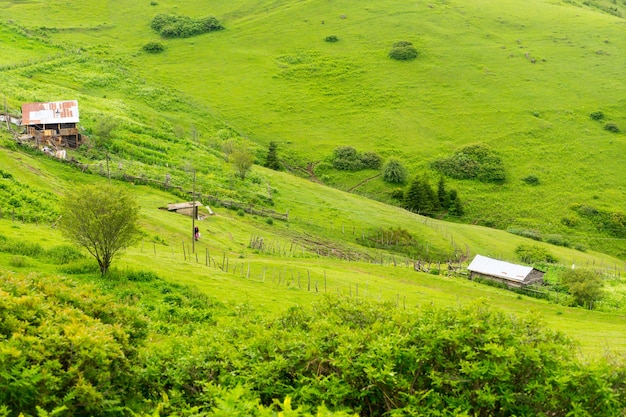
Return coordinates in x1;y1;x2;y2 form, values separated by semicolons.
21;100;79;125
467;254;533;282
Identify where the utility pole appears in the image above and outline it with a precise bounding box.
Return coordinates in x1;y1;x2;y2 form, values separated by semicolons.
192;169;196;253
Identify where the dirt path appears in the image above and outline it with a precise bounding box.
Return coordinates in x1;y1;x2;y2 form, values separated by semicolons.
306;161;323;184
347;173;381;192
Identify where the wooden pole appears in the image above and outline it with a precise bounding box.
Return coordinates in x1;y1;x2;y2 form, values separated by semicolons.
192;170;196;253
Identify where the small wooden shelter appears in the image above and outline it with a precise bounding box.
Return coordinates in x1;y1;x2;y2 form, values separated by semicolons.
162;202;203;219
467;254;544;288
21;100;83;148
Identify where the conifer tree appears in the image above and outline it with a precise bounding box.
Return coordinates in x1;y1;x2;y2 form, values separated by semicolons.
437;177;450;209
264;141;281;170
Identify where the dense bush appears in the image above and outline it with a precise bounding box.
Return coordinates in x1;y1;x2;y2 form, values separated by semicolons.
572;204;626;237
507;227;543;241
331;146;382;171
515;244;558;264
142;41;165;53
604;122;621;133
150;14;224;38
560;268;604;309
382;158;407;183
522;175;540;185
590;110;605;120
324;35;339;42
2;269;625;416
432;144;506;183
389;41;418;61
404;175;463;217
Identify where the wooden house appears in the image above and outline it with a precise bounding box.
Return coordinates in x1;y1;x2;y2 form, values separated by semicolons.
21;100;83;149
467;254;544;288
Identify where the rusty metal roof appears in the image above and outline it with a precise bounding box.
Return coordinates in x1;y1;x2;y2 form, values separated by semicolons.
21;100;79;125
467;254;534;282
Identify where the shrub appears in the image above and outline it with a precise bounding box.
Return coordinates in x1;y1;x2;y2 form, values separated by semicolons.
237;208;245;217
126;270;158;282
142;41;165;53
9;255;28;268
389;43;418;61
545;234;571;248
432;144;506;183
332;147;382;171
382;158;407;184
358;151;383;169
508;227;543;241
590;111;605;120
150;14;224;38
515;244;558;264
46;245;85;265
561;268;604;309
604;122;620;133
324;35;339;42
522;175;540;185
266;218;274;225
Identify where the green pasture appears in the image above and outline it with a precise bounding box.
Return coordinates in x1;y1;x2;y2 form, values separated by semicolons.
1;144;625;359
1;0;625;259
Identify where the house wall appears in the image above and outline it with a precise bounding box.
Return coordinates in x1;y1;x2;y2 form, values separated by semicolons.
470;272;524;288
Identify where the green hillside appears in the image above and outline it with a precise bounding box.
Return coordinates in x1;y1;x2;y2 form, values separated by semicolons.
1;0;625;258
2;0;626;414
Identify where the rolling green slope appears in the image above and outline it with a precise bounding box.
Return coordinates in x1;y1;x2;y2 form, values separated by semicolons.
1;0;624;257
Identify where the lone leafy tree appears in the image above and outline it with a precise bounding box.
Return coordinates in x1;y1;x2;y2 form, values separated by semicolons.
60;183;141;275
231;146;255;179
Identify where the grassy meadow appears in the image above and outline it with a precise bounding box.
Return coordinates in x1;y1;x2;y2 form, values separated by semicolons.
1;0;625;258
2;0;626;413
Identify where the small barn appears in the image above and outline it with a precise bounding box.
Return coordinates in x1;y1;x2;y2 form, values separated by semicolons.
21;100;83;149
467;254;544;288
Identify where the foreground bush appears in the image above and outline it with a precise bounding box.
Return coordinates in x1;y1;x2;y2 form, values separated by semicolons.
2;271;625;416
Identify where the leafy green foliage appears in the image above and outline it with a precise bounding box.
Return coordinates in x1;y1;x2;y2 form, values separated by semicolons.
432;144;506;183
0;272;146;416
522;175;540;185
60;184;141;275
231;146;255;179
572;204;626;237
389;41;418;61
150;14;224;38
515;244;558;264
381;158;407;183
142;41;165;53
331;147;382;171
604;122;620;133
561;268;605;309
403;176;462;217
0;169;58;223
590;111;605;120
324;35;339;42
507;227;543;241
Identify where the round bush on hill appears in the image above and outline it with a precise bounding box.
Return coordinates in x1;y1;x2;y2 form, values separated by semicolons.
389;41;418;61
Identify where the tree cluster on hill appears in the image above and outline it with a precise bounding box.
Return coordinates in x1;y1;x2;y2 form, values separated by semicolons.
1;269;624;416
331;146;382;171
432;144;506;184
404;176;463;217
150;14;224;38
